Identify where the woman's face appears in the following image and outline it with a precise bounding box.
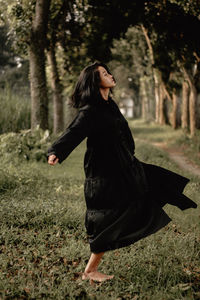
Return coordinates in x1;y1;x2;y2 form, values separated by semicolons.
97;66;116;89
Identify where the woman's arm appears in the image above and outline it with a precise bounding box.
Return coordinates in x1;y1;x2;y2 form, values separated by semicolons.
47;106;93;164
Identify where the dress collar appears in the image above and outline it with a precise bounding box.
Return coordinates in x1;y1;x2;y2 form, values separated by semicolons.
99;96;112;105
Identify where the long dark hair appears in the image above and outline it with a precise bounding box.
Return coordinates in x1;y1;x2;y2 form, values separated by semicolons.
71;62;115;108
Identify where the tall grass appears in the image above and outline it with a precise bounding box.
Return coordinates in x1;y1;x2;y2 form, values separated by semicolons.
0;86;31;134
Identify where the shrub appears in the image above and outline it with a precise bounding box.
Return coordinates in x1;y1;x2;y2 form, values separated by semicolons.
0;127;52;163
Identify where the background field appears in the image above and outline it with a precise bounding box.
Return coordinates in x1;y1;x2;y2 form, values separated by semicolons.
0;121;200;300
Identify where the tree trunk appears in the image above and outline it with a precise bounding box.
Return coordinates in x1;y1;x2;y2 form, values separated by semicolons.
154;73;160;123
160;82;171;125
159;84;165;125
30;0;51;130
181;80;189;130
47;45;64;133
172;91;178;129
141;25;160;123
189;84;197;137
182;66;197;136
140;76;149;120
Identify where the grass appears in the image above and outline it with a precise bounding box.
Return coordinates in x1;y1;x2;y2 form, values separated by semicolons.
129;118;200;168
129;119;182;142
0;120;200;299
0;87;31;134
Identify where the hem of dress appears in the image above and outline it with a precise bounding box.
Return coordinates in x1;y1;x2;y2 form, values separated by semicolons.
90;216;172;254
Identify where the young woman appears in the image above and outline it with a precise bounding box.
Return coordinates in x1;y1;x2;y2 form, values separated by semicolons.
47;62;197;283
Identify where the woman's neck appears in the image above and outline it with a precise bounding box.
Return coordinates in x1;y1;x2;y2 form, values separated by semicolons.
99;88;109;100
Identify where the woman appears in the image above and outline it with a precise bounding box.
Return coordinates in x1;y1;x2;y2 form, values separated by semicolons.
47;62;197;283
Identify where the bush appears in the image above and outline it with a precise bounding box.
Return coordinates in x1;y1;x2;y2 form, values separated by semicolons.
0;127;52;163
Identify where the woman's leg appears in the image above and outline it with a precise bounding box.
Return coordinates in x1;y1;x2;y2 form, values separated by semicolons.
82;252;114;282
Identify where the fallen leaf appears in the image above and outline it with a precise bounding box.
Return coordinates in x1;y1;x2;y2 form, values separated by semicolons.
183;268;192;275
24;287;30;294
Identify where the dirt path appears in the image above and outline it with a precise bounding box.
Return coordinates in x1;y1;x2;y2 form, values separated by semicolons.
136;138;200;177
152;141;200;177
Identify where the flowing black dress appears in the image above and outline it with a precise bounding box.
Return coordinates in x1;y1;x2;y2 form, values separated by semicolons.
48;97;197;253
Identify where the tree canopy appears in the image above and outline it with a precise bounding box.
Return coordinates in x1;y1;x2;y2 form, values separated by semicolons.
0;0;200;135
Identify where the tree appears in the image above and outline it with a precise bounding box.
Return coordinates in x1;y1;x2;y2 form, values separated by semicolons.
2;0;200;137
111;26;154;120
181;64;200;136
47;0;88;131
5;0;76;132
141;25;161;123
85;0;145;62
46;0;68;133
141;0;200;135
181;80;189;130
4;0;51;130
29;0;51;130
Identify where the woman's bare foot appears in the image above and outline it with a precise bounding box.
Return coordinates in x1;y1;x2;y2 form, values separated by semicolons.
82;271;114;282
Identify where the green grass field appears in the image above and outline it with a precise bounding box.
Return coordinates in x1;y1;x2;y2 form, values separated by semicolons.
0;121;200;299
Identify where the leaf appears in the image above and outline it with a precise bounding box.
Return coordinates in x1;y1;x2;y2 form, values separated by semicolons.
24;287;30;294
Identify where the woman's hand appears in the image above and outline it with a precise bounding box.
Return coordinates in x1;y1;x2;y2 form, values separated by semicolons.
48;154;59;165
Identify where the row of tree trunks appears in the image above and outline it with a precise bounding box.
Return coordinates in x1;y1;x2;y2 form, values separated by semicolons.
141;25;198;136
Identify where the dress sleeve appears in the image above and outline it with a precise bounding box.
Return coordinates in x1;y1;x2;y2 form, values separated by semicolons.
47;107;93;163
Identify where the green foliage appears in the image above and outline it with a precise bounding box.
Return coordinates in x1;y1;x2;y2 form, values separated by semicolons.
85;0;145;62
0;127;52;163
0;23;30;98
1;0;200;134
144;0;200;75
7;0;35;55
168;0;200;16
111;26;153;97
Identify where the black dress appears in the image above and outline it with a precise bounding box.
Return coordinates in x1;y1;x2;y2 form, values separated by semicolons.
48;97;197;253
